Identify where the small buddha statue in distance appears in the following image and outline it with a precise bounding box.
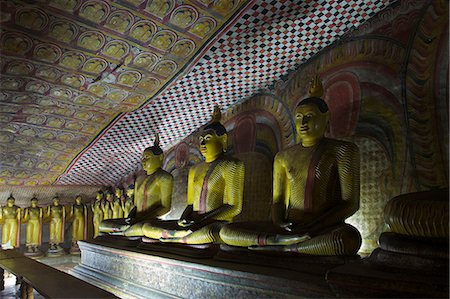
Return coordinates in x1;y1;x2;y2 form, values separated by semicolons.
46;196;66;255
23;197;43;256
69;195;87;254
0;195;21;249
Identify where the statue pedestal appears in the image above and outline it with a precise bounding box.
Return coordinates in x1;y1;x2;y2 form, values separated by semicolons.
326;248;449;298
71;241;338;298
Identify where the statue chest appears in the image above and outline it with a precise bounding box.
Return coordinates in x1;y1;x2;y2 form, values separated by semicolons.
50;207;63;217
2;207;19;219
28;208;41;218
74;205;84;215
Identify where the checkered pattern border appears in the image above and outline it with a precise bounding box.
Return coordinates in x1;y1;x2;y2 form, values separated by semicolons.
58;0;394;185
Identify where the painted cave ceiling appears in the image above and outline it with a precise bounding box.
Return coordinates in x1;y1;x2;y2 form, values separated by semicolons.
0;0;394;186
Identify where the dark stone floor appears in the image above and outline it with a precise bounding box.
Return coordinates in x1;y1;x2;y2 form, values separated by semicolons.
1;252;80;298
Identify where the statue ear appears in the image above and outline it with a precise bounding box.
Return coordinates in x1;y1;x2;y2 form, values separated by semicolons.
221;134;228;152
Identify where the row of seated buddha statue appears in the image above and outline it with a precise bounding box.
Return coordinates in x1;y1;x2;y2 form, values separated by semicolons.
0;195;87;257
97;77;363;257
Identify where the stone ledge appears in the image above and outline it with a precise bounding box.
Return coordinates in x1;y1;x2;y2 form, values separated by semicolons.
71;241;336;298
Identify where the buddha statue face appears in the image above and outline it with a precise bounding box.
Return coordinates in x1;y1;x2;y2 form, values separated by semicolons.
142;149;163;175
126;186;134;198
199;128;227;163
31;198;38;207
115;188;123;198
52;197;60;206
75;196;82;204
295;102;329;147
106;192;114;202
96;192;104;200
6;197;15;207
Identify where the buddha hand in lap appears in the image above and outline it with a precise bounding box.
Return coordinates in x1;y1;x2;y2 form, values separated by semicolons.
220;78;362;256
99;134;173;235
140;107;245;245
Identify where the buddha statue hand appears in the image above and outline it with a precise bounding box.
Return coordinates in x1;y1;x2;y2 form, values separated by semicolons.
178;205;195;227
277;221;294;232
123;207;137;225
272;202;294;231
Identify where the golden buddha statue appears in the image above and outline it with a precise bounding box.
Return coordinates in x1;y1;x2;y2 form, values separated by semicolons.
92;191;105;238
102;190;114;220
99;134;173;235
112;188;125;219
0;195;21;249
137;107;245;245
22;197;43;255
123;185;136;218
45;196;66;254
69;195;87;253
220;77;362;255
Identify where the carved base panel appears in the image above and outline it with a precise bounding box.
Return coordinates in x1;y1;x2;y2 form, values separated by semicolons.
71;241;336;298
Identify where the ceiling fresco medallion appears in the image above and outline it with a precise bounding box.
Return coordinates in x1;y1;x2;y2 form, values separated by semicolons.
0;0;251;185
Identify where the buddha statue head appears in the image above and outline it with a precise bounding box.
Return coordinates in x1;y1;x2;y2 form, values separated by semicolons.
105;190;114;202
200;106;228;163
52;196;60;206
96;190;104;200
295;76;329;147
142;133;163;175
126;184;134;198
31;197;38;208
6;195;15;207
115;187;123;199
75;195;82;205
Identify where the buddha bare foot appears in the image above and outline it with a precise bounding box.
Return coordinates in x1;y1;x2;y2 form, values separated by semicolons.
159;237;180;243
266;233;310;245
109;231;125;236
248;245;287;252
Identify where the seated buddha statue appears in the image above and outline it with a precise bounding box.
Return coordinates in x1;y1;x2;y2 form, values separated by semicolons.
136;106;245;245
99;134;173;235
219;78;362;256
0;195;21;249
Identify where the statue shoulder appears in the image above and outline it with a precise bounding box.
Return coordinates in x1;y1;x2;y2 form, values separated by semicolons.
219;156;245;168
157;168;174;181
274;145;298;162
325;138;358;150
323;138;359;157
